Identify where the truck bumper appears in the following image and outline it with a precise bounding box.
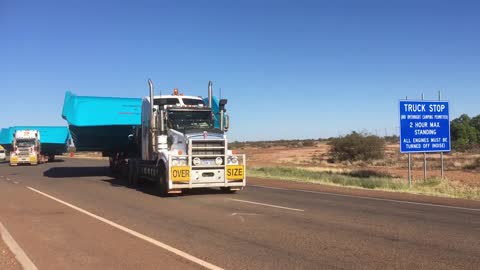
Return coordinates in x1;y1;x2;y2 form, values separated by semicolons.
169;154;246;190
10;156;37;165
171;181;245;189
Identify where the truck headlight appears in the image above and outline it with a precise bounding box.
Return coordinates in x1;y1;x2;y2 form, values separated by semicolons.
193;157;201;166
215;157;223;165
172;157;187;166
227;156;238;165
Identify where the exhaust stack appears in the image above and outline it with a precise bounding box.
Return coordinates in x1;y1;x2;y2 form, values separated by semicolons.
219;99;228;131
148;79;156;130
208;81;213;108
148;79;157;157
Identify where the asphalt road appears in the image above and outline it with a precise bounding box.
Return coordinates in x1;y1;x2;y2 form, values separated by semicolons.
0;158;479;270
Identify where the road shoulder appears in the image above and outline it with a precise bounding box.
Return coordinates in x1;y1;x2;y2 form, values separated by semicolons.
0;222;34;270
248;177;480;209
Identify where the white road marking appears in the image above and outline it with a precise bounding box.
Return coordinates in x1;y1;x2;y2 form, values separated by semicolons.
230;213;261;223
0;221;39;270
249;185;480;212
13;181;19;184
27;187;224;270
228;198;305;212
230;212;261;216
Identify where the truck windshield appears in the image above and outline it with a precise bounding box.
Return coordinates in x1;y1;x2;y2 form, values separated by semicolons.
167;110;213;130
16;140;35;148
183;99;205;106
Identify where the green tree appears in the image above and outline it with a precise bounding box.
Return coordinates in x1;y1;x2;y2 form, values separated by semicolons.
329;132;385;162
451;114;479;150
471;114;480;141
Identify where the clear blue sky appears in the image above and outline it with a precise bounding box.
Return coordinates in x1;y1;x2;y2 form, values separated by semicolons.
1;0;479;141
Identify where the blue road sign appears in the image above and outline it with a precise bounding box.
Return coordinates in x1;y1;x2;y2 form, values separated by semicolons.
399;101;451;153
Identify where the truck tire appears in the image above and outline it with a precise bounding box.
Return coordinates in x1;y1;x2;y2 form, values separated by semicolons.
128;160;138;187
157;164;169;197
48;155;55;162
108;157;115;176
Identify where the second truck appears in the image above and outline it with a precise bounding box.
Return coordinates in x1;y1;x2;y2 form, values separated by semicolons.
10;129;42;166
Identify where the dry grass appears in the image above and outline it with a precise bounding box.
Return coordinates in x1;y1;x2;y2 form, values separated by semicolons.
238;141;480;188
248;166;480;200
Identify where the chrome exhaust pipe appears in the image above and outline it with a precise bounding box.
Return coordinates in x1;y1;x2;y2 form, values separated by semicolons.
148;79;156;156
208;81;213;108
148;79;156;130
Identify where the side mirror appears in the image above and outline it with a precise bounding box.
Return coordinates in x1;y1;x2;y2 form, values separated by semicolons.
219;99;228;111
224;114;230;131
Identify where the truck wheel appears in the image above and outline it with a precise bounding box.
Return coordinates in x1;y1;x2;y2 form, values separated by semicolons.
48;155;55;162
108;158;115;176
157;164;169;197
128;161;138;187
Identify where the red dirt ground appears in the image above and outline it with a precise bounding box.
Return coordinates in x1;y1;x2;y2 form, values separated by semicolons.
237;143;480;187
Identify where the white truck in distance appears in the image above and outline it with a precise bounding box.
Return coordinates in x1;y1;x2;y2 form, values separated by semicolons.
10;130;41;166
122;80;246;196
0;146;5;161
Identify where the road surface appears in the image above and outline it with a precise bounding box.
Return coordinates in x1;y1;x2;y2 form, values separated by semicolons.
0;158;479;269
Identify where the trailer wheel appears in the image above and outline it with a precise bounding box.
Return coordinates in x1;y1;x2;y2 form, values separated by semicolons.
157;164;169;197
128;160;138;187
108;157;115;176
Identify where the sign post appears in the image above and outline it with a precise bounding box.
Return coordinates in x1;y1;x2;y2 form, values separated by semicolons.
439;91;444;179
405;96;412;189
399;99;451;186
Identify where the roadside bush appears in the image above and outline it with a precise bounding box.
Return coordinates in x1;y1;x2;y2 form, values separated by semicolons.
302;140;316;147
346;169;392;178
451;114;480;151
329;132;385;162
384;135;399;144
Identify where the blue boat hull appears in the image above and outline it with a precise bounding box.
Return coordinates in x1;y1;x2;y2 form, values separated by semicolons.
62;91;223;156
69;125;138;154
0;126;70;154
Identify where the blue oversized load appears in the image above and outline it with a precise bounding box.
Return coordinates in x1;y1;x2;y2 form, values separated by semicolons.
0;128;10;148
61;91;224;155
0;126;70;155
62;91;142;154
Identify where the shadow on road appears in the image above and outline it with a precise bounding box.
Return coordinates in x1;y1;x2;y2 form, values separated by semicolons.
43;166;110;178
102;178;231;197
43;166;232;197
48;159;66;163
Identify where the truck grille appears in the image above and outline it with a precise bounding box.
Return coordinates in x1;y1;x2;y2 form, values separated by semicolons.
18;148;31;156
190;139;226;167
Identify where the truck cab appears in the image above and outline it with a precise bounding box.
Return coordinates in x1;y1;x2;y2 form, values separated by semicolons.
127;80;246;196
10;130;41;166
0;147;5;161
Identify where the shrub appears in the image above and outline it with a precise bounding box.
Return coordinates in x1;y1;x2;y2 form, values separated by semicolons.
451;114;480;151
329;132;385;162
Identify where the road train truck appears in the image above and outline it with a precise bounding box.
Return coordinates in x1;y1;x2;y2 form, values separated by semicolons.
116;80;246;196
10;129;42;166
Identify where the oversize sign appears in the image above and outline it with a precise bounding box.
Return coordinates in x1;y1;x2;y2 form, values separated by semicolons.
399;101;451;153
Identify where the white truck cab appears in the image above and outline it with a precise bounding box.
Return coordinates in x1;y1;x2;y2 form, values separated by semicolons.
10;130;41;166
0;147;5;161
123;80;246;196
